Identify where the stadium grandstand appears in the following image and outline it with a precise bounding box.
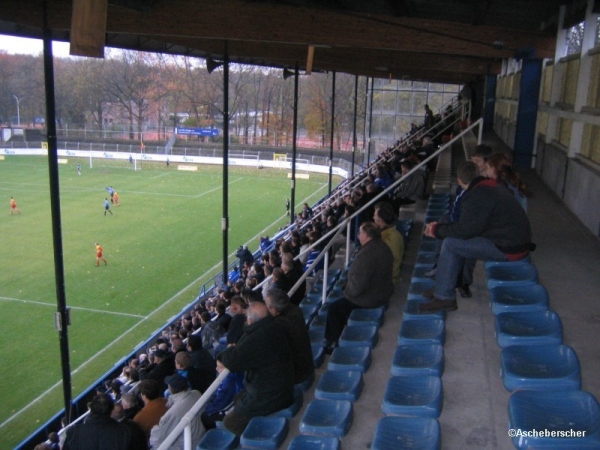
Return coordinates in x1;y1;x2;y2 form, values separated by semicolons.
2;0;600;449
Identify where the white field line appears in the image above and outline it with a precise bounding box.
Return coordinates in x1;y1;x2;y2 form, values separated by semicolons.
150;172;171;179
0;177;244;199
0;296;147;319
0;181;327;431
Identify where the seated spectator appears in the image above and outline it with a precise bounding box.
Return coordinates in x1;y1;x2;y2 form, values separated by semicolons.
169;351;215;394
281;254;306;305
224;296;247;346
373;201;405;285
120;392;142;421
213;300;232;331
392;160;425;208
139;349;175;393
63;394;131;450
236;245;254;268
218;301;294;436
149;374;205;449
227;266;240;284
134;380;168;442
200;312;225;353
264;288;314;384
200;360;244;430
485;152;529;211
324;222;394;353
419;161;532;312
186;334;217;375
259;236;272;254
470;144;493;175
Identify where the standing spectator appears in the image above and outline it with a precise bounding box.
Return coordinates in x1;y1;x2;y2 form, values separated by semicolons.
133;380;168;441
63;394;131;450
424;104;434;129
218;301;294;436
324;222;394;353
149;374;205;450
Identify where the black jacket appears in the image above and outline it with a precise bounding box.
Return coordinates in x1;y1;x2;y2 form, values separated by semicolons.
219;315;294;417
63;416;131;450
434;177;532;254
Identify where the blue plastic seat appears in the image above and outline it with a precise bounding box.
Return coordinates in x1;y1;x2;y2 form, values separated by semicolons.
495;310;563;348
418;240;438;253
303;291;325;305
271;386;303;419
196;428;239;450
415;254;437;266
500;344;581;391
339;324;378;348
300;303;320;325
489;284;549;315
382;375;443;418
324;290;344;304
348;307;385;327
391;344;444;377
407;280;435;300
317;302;331;316
287;435;341;450
411;266;437;283
403;299;446;321
398;318;445;346
508;390;600;449
486;262;538;289
315;370;363;402
372;416;441;450
240;416;288;449
312;344;325;369
327;346;371;372
309;314;327;330
300;399;353;438
309;328;326;346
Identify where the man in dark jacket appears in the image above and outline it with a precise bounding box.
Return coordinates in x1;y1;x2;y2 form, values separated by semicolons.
218;301;294;436
63;393;131;450
264;288;315;385
420;161;532;312
324;221;394;353
139;349;175;393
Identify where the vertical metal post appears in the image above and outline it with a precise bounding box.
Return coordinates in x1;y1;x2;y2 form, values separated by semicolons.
351;74;358;177
222;44;230;283
367;77;374;164
290;65;299;220
328;71;336;195
43;0;72;423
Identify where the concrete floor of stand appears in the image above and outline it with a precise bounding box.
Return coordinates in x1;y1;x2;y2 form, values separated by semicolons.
281;131;600;449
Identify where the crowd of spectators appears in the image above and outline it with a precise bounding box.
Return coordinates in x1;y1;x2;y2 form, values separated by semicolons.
38;98;518;449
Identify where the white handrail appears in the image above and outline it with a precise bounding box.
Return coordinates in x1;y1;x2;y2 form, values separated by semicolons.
156;368;229;450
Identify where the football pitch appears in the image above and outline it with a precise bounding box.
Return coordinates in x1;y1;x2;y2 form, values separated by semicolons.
0;155;335;447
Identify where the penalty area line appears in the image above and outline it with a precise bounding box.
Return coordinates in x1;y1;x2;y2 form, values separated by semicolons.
0;296;147;319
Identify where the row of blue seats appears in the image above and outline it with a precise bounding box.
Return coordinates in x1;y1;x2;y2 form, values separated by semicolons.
369;193;452;449
480;260;600;449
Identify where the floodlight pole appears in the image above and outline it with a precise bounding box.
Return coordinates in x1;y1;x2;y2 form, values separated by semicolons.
43;0;73;423
290;65;299;221
222;44;230;284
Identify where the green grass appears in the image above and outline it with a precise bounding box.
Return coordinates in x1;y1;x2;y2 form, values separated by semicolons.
0;155;336;447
